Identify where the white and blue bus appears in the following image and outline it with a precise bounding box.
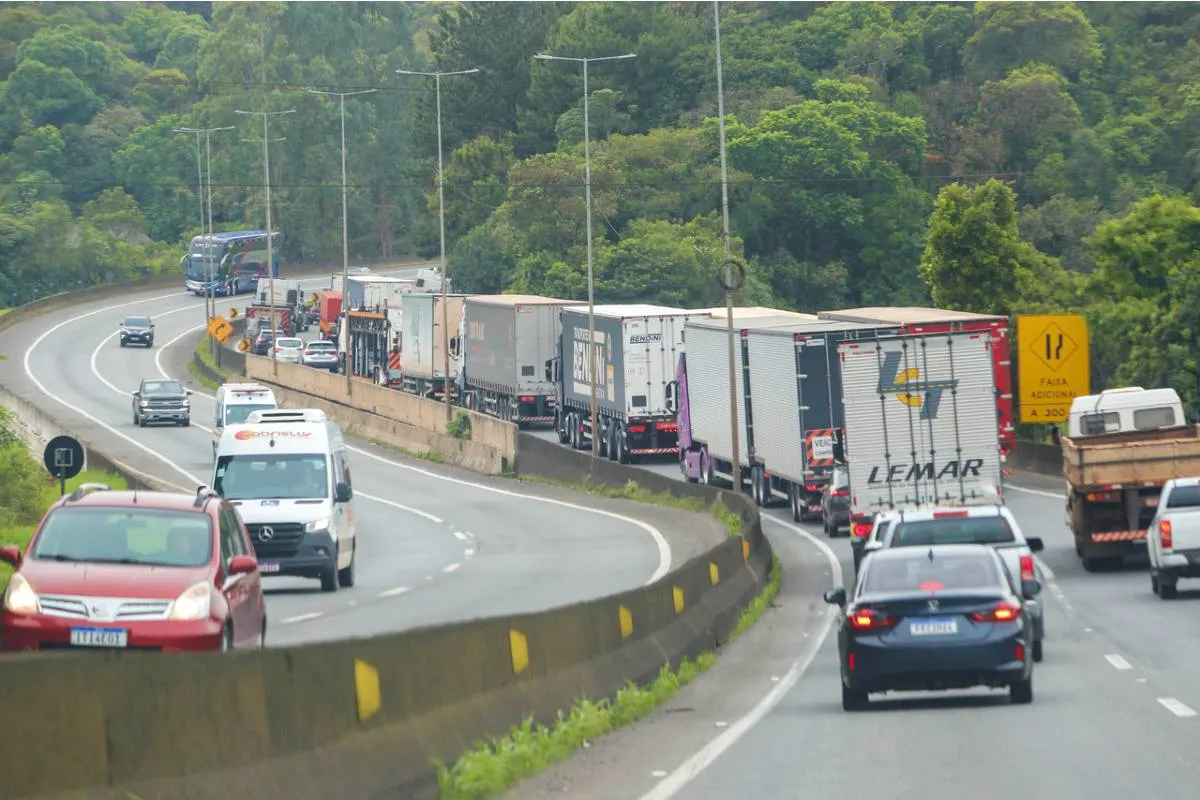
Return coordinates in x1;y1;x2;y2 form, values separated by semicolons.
182;230;281;296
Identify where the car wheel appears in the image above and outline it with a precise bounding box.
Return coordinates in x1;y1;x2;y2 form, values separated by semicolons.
119;340;126;348
1010;675;1033;705
823;515;831;536
220;625;234;652
1160;579;1178;600
1151;573;1160;595
181;416;190;427
133;411;139;426
1032;640;1043;663
338;545;356;588
841;684;868;712
320;563;339;593
137;414;146;428
259;620;267;650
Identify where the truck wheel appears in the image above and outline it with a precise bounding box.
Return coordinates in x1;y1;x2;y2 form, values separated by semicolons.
556;412;569;444
1081;556;1103;573
1160;579;1178;600
704;456;719;487
608;428;619;461
790;487;802;522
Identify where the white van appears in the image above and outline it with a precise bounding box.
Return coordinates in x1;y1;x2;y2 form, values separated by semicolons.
1067;387;1185;438
211;408;356;592
212;383;279;458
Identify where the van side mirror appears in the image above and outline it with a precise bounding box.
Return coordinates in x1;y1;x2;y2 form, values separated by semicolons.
545;360;552;382
1025;537;1044;553
228;555;257;575
335;482;352;503
665;380;678;414
823;587;846;606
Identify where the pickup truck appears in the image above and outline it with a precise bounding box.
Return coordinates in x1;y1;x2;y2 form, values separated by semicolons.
861;505;1046;662
1147;478;1200;599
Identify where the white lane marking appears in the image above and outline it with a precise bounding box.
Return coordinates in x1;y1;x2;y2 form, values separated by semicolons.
1035;557;1056;581
638;515;841;800
378;586;411;598
1157;698;1197;718
453;531;468;541
280;612;323;624
1006;484;1065;499
158;344;675;586
442;562;461;573
1106;654;1133;671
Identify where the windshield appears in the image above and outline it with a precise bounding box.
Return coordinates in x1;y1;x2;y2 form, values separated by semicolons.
861;552;1001;594
142;380;184;395
276;338;302;349
891;515;1015;547
213;453;329;500
223;403;276;426
32;507;213;567
124;317;150;327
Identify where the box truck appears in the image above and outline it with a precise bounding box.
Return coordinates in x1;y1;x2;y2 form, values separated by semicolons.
839;330;1004;539
552;304;706;462
459;294;574;426
398;293;466;400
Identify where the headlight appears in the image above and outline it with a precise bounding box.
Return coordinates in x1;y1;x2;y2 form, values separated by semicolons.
305;517;331;533
139;400;149;407
4;574;38;615
181;399;190;407
168;581;212;621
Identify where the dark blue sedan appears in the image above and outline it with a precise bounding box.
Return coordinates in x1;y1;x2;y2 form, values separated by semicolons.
823;543;1038;711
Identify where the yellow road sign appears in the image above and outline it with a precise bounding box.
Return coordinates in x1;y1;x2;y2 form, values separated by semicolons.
1017;314;1090;424
237;338;251;353
207;316;234;344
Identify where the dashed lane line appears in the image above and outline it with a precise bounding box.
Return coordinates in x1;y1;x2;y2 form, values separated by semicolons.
1157;698;1197;718
1105;654;1133;671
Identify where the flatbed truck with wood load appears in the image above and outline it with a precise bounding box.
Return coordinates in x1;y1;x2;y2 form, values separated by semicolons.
1063;387;1200;571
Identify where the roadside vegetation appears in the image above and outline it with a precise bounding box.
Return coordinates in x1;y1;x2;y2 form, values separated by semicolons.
188;334;226;390
436;553;782;799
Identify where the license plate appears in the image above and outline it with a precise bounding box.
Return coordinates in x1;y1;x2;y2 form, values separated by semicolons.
258;562;281;573
910;618;958;636
1146;497;1159;507
70;627;128;648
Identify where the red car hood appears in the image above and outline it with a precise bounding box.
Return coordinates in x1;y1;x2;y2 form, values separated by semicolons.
18;560;211;599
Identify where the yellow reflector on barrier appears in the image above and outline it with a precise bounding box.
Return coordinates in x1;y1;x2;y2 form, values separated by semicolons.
354;659;380;722
509;628;529;675
742;538;750;560
619;606;634;638
673;587;685;614
709;562;720;585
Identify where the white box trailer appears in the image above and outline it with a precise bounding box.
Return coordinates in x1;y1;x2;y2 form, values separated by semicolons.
838;330;1003;536
398;293;466;399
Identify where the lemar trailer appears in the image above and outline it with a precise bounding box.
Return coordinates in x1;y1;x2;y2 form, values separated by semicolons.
839;330;1004;538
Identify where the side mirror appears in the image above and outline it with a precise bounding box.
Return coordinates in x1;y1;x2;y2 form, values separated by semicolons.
335;482;352;503
228;555;257;575
0;545;21;567
131;390;140;397
823;587;847;606
1025;537;1044;553
186;389;194;396
1021;579;1042;598
150;323;155;328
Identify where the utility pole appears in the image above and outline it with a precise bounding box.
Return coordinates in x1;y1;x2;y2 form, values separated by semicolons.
395;67;479;422
308;87;376;395
535;51;637;456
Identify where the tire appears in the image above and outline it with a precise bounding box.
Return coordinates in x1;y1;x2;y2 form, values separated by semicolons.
1081;555;1102;573
181;417;190;427
556;412;570;445
823;514;831;536
220;625;234;653
119;340;126;348
320;563;339;593
1160;579;1178;600
138;415;146;428
1010;675;1033;705
259;620;267;649
842;684;868;711
338;545;356;588
1151;573;1160;595
1032;640;1043;663
704;455;719;487
133;411;139;426
790;487;802;522
609;428;620;462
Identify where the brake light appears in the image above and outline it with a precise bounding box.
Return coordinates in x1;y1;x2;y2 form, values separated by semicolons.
656;421;677;431
933;510;969;518
628;425;646;433
971;602;1022;622
832;488;848;497
1019;554;1035;582
1086;491;1120;502
853;521;873;538
919;581;944;591
847;608;896;630
1160;518;1173;549
519;396;535;403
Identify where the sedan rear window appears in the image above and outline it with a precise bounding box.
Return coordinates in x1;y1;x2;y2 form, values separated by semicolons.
32;508;213;567
861;553;1001;593
1166;485;1200;509
892;515;1015;547
276;338;303;348
307;341;335;351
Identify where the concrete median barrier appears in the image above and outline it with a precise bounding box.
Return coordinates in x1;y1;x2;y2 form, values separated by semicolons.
1009;440;1061;477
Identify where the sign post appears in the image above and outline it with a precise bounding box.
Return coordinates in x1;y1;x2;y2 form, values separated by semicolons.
43;435;85;496
1017;314;1091;425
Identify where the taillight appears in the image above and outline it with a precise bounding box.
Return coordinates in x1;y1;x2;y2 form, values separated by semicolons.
1019;554;1034;582
1160;519;1173;549
832;489;848;497
847;608;896;630
853;522;873;538
519;396;535;403
971;602;1022;622
627;424;646;433
933;510;969;518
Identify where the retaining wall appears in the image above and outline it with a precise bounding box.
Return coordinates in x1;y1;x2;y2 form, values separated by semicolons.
1009;440;1061;477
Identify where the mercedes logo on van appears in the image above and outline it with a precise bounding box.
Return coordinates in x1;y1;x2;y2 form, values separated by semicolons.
257;526;275;542
927;599;939;612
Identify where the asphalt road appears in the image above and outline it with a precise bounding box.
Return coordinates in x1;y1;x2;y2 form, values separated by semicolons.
516;431;1200;798
0;273;679;647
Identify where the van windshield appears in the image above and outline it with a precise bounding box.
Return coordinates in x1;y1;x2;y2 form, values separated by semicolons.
223;404;276;426
213;453;329;500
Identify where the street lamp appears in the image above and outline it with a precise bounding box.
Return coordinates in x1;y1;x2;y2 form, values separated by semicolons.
713;0;743;492
395;67;479;422
534;50;636;457
175;126;234;361
307;88;377;395
235;107;296;376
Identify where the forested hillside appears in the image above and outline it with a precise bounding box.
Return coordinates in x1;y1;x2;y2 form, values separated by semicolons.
1;2;1198;404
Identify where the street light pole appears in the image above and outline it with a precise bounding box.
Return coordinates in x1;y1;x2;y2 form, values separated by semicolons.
712;1;742;493
235;107;296;377
308;88;376;395
535;51;637;457
395;67;479;422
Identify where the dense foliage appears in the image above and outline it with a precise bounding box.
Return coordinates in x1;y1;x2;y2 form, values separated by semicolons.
1;2;1198;405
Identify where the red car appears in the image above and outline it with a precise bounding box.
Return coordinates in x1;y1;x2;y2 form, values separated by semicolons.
0;484;266;653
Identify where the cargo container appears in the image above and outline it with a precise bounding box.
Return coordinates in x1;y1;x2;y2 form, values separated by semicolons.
345;304;404;386
317;290;342;337
818;307;1015;455
459;294;574;426
398;293;466;399
551;304;707;461
345;275;416;310
839;330;1004;539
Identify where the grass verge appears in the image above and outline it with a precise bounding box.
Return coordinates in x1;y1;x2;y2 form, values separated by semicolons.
189;335;229;390
515;474;744;535
435;552;782;799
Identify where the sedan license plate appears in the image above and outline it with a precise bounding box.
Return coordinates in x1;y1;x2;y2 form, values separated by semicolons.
70;627;128;648
910;618;958;636
258;562;281;573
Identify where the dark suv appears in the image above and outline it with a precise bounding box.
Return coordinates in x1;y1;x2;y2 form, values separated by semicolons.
119;316;154;348
132;378;192;427
821;464;851;536
251;328;282;356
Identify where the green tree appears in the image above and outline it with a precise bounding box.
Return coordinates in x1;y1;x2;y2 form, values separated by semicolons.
963;2;1102;81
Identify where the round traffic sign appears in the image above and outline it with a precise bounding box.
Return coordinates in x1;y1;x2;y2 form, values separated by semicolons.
716;259;746;292
43;435;85;481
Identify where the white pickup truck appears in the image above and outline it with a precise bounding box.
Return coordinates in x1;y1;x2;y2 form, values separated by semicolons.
1147;477;1200;599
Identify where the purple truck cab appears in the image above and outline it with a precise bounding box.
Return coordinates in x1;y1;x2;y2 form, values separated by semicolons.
674;353;706;483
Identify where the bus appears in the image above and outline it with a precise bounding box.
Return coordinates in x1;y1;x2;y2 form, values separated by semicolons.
182;230;281;296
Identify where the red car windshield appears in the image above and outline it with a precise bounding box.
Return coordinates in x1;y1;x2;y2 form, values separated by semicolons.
31;507;213;567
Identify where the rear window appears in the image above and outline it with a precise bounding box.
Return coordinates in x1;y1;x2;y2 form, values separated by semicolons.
1080;411;1120;435
861;552;1001;593
892;515;1015;546
276;338;302;348
307;341;335;351
1134;406;1176;430
831;467;849;489
32;507;213;567
1166;485;1200;509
